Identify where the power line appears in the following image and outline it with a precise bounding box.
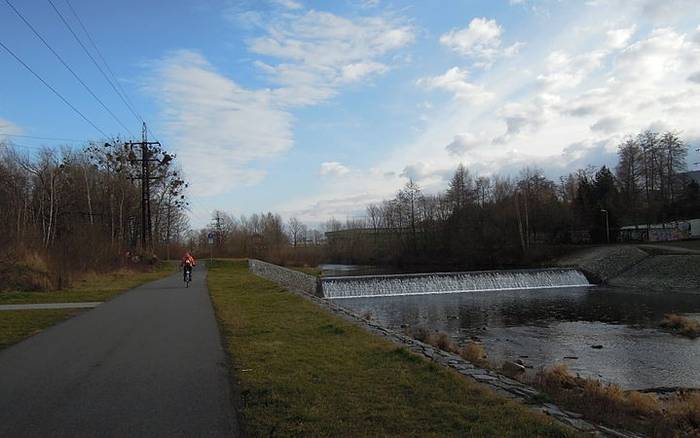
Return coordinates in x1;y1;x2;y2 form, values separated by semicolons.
0;39;109;138
0;142;43;151
0;132;86;142
50;0;143;125
4;0;133;137
0;141;75;152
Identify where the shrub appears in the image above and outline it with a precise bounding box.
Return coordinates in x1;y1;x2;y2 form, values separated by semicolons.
529;364;667;434
664;391;700;432
660;314;700;338
459;342;489;368
0;252;53;292
432;332;457;352
409;326;431;343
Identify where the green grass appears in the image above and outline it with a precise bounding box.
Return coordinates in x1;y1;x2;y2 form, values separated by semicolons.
0;309;78;349
207;259;577;437
0;262;175;305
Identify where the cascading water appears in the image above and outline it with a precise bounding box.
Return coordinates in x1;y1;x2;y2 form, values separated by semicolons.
321;268;591;299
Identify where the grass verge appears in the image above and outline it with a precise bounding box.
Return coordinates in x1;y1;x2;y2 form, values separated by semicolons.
0;262;175;350
207;259;577;437
0;309;79;349
0;262;175;305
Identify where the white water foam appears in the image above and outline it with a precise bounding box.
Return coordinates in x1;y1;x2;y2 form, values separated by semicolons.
321;269;591;299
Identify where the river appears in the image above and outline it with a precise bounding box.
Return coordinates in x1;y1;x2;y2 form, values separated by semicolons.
337;285;700;390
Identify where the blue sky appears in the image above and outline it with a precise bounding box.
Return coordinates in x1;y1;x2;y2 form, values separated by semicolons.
2;0;700;228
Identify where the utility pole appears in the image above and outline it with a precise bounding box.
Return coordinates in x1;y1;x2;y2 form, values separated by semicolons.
125;122;162;253
601;209;610;244
214;211;223;257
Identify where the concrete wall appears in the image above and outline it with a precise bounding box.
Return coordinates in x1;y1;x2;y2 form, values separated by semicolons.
248;259;321;297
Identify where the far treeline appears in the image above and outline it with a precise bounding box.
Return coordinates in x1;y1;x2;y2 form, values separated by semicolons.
198;130;699;270
0;140;189;290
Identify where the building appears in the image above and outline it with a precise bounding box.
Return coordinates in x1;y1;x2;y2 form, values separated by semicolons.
619;219;700;242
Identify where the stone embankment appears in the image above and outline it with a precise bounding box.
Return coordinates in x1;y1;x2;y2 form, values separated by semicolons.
249;260;641;437
558;244;700;291
609;254;700;291
556;246;648;282
248;259;321;296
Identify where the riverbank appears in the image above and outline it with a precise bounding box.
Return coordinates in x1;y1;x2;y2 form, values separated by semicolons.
557;243;700;291
207;259;576;437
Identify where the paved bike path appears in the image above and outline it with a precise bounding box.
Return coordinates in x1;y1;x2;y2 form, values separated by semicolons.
0;267;240;437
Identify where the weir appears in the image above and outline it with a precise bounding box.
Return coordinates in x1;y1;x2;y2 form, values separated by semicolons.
321;268;591;299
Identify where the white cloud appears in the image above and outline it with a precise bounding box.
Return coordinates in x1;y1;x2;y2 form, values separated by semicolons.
153;8;413;199
150;50;293;196
249;10;414;106
320;161;350;177
171;2;700;224
606;26;636;49
439;18;522;68
340;61;388;82
590;115;625;133
537;49;606;91
272;0;302;10
445;133;482;156
493;99;552;144
0;118;22;139
417;67;492;102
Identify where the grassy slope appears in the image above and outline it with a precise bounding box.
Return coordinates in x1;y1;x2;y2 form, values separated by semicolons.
207;259;576;437
0;262;175;304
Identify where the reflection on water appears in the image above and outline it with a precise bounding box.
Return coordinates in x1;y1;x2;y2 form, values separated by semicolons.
339;287;700;390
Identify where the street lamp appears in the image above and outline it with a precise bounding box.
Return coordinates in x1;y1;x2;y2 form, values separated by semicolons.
601;209;610;244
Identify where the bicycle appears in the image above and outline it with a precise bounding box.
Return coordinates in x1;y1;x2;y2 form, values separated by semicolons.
184;266;193;288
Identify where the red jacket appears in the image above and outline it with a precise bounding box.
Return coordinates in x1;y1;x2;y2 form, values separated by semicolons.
181;254;196;267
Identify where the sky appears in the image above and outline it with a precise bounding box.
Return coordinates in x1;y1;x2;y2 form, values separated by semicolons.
2;0;700;228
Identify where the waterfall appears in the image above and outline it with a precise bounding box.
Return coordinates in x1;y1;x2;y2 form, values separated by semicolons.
321;268;591;299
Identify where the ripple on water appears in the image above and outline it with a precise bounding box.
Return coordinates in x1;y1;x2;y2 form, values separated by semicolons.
339;286;700;390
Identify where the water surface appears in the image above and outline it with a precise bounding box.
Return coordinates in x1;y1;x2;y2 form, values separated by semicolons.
339;287;700;390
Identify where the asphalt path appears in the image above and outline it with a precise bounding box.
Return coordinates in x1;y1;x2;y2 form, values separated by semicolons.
0;266;240;437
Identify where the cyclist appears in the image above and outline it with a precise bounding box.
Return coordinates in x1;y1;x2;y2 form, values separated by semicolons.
180;252;196;283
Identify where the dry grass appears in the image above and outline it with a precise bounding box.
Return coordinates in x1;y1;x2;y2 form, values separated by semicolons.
407;328;458;353
529;364;700;436
432;332;455;351
662;391;700;432
0;262;174;305
406;327;491;368
0;252;53;292
660;313;700;338
459;342;490;368
534;364;659;419
407;326;431;343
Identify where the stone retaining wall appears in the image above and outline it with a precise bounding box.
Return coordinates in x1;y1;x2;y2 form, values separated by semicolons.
248;259;321;297
248;261;641;437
